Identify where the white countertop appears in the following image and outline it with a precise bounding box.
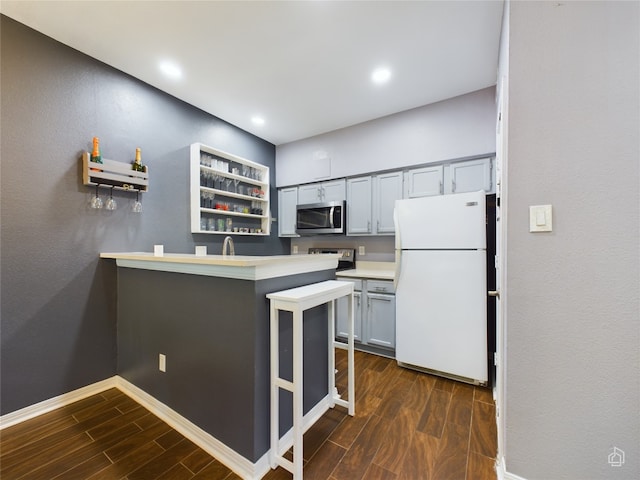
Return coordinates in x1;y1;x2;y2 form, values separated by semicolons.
100;252;340;281
336;261;396;281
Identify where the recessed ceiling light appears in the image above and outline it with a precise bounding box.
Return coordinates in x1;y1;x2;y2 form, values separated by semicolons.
371;67;392;84
159;60;183;80
251;116;265;126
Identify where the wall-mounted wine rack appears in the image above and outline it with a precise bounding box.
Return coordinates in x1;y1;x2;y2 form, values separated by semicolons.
82;151;149;192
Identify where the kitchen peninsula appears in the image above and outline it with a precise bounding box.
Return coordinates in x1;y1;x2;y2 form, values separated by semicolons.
100;251;340;477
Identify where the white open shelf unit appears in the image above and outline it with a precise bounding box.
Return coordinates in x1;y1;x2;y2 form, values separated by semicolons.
190;143;270;236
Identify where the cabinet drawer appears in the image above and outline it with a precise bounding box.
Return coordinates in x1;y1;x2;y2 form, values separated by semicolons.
337;278;362;291
367;280;394;294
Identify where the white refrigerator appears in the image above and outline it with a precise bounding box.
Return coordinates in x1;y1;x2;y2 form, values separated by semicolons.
394;190;487;384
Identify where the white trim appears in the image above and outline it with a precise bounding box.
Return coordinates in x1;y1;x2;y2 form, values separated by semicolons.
273;394;332;457
100;252;339;281
496;455;528;480
113;257;339;281
0;377;335;480
115;376;262;479
0;377;117;430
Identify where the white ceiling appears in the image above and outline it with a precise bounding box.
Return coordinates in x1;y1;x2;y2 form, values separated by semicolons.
1;1;504;145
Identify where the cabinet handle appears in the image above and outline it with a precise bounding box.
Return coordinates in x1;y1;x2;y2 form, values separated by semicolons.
367;221;371;233
452;180;456;193
376;220;380;232
439;180;443;195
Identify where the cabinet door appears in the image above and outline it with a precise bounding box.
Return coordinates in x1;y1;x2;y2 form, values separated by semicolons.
404;165;444;198
446;158;493;194
336;291;362;341
347;176;373;235
366;292;396;349
374;172;403;234
278;187;298;237
297;183;321;205
321;179;347;202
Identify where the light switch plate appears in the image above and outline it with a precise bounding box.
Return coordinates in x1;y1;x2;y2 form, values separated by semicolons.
159;354;166;372
529;205;553;232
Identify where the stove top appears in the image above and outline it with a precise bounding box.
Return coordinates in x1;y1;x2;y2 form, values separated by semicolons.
308;247;356;271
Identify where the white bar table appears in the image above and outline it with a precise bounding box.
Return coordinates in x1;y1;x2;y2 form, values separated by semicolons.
267;280;355;479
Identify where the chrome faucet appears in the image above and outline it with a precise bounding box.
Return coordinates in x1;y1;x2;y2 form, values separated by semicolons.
222;236;235;257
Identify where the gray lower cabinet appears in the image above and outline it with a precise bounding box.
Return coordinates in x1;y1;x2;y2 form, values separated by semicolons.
366;291;396;349
336;290;363;341
336;279;395;353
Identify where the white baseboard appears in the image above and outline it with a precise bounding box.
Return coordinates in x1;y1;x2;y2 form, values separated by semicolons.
496;455;528;480
116;379;333;479
115;376;264;479
0;377;117;430
0;377;335;480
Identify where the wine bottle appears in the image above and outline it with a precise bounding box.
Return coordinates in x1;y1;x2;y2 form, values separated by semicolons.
90;137;102;171
132;147;145;172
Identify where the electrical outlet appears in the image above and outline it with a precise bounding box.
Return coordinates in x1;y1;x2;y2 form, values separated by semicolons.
358;246;365;256
292;245;298;254
159;354;166;372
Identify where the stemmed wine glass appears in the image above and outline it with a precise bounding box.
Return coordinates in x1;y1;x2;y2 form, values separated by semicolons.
132;190;142;213
105;186;117;211
224;178;233;192
233;178;240;193
90;184;103;209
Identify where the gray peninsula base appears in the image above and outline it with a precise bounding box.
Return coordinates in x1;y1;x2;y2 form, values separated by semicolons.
116;266;335;463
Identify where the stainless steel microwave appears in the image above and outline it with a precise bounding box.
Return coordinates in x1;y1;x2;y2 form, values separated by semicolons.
295;201;346;235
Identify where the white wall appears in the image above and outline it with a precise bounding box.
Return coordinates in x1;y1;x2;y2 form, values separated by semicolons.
275;87;496;187
504;1;639;478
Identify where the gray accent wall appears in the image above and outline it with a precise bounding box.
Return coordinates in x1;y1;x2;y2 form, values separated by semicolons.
0;16;288;415
503;1;639;478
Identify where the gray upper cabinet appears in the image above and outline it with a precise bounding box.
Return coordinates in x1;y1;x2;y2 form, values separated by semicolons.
347;171;402;236
444;157;493;194
297;179;346;205
346;176;372;234
374;172;403;234
277;187;298;237
404;165;444;198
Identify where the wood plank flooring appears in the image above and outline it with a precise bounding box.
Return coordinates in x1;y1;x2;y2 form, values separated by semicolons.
0;350;497;479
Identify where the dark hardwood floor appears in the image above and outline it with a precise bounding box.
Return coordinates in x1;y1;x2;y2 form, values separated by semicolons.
0;350;497;479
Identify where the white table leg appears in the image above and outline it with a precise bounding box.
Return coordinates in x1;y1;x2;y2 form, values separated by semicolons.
269;302;278;469
328;299;336;407
347;292;355;416
292;307;304;480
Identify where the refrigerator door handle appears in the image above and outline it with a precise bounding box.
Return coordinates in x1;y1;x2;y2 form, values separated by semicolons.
394;249;401;291
393;205;401;248
393;205;401;291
